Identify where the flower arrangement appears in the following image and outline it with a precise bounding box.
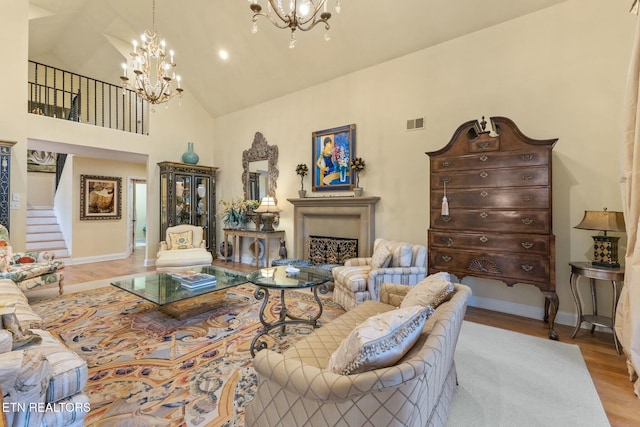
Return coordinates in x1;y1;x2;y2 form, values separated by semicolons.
217;197;259;228
295;163;309;191
350;157;366;188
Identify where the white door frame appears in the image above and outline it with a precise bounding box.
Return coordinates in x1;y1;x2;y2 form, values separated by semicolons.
127;176;147;256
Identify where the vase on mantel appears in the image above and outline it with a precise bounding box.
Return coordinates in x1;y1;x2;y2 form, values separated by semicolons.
298;190;306;198
353;187;363;197
182;142;199;165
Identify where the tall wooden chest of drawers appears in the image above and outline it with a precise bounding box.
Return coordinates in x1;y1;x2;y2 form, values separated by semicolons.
426;116;559;339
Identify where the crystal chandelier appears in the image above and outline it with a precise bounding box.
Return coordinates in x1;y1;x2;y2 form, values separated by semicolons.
120;0;183;107
249;0;341;48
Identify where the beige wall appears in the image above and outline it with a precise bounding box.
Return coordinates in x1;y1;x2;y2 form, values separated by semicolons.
213;0;635;325
69;157;146;260
27;172;55;206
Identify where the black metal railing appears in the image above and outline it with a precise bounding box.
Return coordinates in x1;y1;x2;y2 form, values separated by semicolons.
28;61;148;135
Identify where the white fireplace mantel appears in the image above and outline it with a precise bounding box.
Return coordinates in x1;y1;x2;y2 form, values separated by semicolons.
287;196;381;260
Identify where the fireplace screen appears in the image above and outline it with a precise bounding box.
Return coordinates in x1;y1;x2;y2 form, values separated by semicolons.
308;235;358;265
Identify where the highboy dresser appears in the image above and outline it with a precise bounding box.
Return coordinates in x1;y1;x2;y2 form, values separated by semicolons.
426;116;559;339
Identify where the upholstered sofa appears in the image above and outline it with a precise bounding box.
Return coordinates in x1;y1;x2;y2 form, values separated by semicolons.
0;225;64;295
332;238;427;310
156;224;213;272
245;281;471;427
0;279;88;426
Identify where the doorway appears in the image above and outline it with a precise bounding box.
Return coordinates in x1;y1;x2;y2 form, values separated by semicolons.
129;177;147;255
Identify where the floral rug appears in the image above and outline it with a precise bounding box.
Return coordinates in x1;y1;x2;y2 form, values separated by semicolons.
32;283;345;426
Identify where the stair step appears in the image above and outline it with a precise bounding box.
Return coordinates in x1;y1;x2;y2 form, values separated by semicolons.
26;232;63;242
26;208;70;262
27;224;61;233
27;240;66;251
27;209;55;217
27;217;58;225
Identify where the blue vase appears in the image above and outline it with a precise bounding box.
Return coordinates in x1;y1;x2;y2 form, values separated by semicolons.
182;142;199;164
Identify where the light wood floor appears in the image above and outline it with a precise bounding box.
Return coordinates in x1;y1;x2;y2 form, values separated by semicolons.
57;247;638;426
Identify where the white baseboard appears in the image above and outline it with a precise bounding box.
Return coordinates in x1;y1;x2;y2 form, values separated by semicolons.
468;295;613;334
71;252;131;265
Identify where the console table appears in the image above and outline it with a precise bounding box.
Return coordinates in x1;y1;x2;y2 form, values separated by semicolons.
223;228;285;268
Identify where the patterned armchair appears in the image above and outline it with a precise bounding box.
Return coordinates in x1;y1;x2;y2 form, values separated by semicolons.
0;225;64;294
332;238;427;310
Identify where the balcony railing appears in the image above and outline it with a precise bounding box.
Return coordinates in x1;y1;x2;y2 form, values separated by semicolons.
28;61;149;135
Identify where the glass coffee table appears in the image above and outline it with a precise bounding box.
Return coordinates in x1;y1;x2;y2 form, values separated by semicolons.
246;265;333;356
111;266;248;319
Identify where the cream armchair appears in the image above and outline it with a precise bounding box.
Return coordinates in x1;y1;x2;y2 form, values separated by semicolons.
332;238;427;310
156;225;213;272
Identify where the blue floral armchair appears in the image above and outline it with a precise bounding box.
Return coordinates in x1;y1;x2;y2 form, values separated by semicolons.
0;225;64;294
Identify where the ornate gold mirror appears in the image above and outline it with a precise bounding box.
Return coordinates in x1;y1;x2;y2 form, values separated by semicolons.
242;132;279;203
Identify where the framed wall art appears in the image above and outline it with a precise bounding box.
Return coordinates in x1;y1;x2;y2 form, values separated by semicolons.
27;150;57;173
80;175;122;220
312;123;356;192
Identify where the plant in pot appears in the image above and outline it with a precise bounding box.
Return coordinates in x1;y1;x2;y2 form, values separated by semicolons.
350;157;366;196
296;163;309;198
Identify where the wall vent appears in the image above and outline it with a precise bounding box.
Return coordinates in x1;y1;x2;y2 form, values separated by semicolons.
406;117;425;131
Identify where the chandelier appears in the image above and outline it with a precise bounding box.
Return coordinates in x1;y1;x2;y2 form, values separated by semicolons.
249;0;341;48
120;0;183;107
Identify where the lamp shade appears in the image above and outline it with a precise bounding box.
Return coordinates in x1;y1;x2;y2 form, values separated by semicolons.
254;196;281;213
574;210;626;233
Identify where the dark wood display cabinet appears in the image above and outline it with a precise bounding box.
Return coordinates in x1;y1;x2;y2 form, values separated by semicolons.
426;116;559;339
158;161;219;256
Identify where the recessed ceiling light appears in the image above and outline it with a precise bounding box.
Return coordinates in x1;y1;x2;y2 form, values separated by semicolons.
219;50;229;61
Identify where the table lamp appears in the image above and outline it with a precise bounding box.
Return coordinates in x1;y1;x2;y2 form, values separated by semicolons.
574;208;626;268
254;196;281;231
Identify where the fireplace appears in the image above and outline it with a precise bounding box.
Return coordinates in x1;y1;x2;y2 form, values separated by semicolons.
287;196;380;260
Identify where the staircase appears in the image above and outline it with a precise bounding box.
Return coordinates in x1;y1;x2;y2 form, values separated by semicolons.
26;207;71;264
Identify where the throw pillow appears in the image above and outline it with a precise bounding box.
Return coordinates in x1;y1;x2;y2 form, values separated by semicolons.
400;272;455;309
326;305;434;375
169;230;194;250
17;255;36;264
370;244;392;268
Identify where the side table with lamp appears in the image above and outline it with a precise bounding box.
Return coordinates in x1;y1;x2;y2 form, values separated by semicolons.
570;208;626;354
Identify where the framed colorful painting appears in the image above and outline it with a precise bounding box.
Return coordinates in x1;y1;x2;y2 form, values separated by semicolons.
312;123;356;192
80;175;122;220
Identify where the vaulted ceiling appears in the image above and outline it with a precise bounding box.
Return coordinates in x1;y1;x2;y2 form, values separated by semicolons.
28;0;568;119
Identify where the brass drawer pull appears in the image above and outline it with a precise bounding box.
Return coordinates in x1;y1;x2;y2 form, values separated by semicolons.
441;161;452;168
480;171;488;178
442;255;452;262
521;242;534;249
479;235;489;243
479;154;489;162
521;264;534;272
522;174;533;181
478;142;490;149
521;218;533;225
522;195;531;202
480;212;489;219
441;237;454;246
480;191;489;197
442;177;451;184
521;154;533;161
442;216;452;222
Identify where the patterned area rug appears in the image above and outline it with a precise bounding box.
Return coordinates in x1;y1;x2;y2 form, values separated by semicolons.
32;283;345;426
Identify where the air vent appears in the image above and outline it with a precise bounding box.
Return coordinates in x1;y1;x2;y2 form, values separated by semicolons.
406;117;425;131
